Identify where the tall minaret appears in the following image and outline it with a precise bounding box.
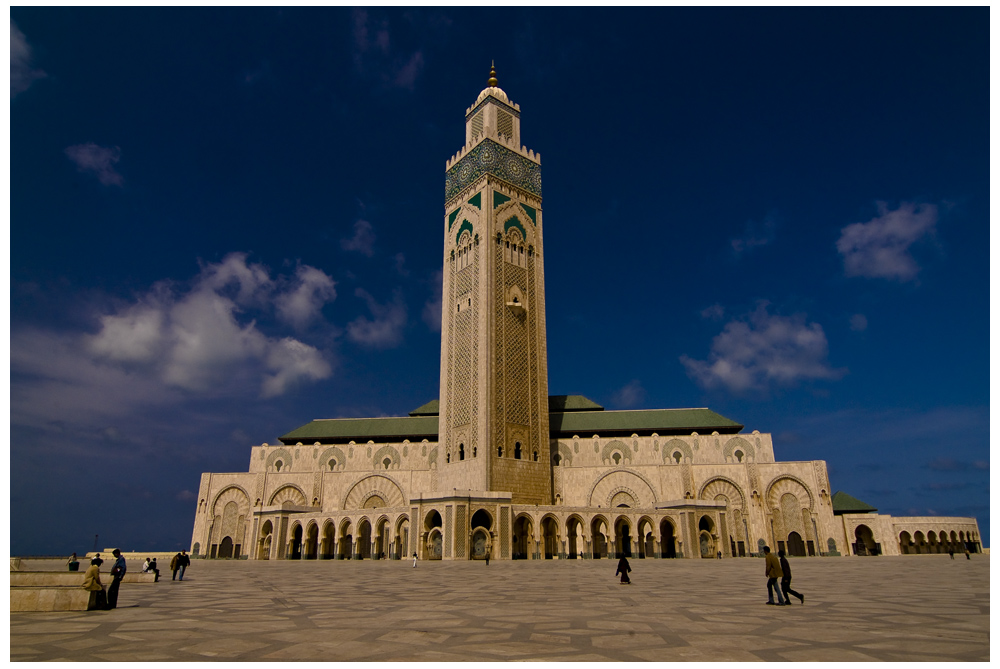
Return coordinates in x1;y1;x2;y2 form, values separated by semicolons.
437;65;551;504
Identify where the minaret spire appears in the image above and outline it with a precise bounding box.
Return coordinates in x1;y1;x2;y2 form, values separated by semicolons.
487;61;498;88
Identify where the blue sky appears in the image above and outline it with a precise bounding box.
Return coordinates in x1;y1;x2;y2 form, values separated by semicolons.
10;7;989;554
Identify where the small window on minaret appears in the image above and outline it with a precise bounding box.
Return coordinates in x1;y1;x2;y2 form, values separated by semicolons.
459;444;465;461
497;446;503;458
514;442;522;460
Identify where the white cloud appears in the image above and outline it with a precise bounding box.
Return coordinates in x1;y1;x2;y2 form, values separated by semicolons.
74;253;333;397
849;313;868;332
611;380;645;409
836;201;937;281
731;213;776;256
422;269;443;332
275;265;337;329
341;219;376;257
65;143;124;187
680;302;846;393
11;21;45;98
261;337;332;398
87;304;165;363
347;288;407;348
198;252;271;304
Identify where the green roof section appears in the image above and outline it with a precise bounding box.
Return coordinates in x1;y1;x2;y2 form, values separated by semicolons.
548;395;604;412
409;400;440;416
550;408;743;437
521;204;537;224
448;208;460;230
280;416;439;445
493;191;511;208
468;192;481;209
831;491;878;515
280;399;743;444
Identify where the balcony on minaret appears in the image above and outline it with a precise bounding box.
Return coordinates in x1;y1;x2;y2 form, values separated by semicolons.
506;296;526;317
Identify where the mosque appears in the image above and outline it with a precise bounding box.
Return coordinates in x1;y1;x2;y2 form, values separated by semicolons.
189;67;982;562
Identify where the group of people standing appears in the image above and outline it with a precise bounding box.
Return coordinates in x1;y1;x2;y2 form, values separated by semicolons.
76;549;191;611
81;548;127;610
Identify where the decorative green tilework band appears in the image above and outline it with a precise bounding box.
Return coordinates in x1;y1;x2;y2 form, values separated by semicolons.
448;208;461;231
456;220;474;246
445;139;542;202
493;191;511;208
521;204;537;225
504;216;526;240
468;192;482;209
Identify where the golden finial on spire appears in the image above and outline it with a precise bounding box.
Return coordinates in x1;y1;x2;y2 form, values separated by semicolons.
487;61;498;88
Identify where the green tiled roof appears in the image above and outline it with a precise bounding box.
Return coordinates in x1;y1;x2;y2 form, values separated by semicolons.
550;408;743;437
280;416;439;445
831;491;878;515
409;400;440;416
280;401;743;444
548;395;604;412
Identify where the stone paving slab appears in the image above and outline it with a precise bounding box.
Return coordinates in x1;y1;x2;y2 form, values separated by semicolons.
9;554;989;661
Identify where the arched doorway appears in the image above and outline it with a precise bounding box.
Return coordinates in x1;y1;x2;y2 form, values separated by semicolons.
375;518;389;559
304;523;319;559
899;531;912;555
542;517;559;559
424;510;443;560
786;531;806;557
591;517;608;559
219;536;234;558
395;517;410;560
614;517;632;558
357;519;372;559
660;519;677;558
698;516;716;558
321;522;335;559
566;516;584;559
637;518;654;558
471;509;493;560
258;520;273;560
513;515;533;559
339;521;353;559
427;529;443;559
288;524;303;559
854;524;879;556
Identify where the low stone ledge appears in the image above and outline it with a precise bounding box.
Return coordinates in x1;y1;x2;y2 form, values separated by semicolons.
11;587;99;612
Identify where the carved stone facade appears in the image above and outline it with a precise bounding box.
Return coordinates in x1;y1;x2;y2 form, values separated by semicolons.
189;70;982;562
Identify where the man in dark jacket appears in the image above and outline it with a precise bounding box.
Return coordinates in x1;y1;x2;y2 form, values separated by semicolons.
778;549;805;604
107;549;127;609
763;546;787;605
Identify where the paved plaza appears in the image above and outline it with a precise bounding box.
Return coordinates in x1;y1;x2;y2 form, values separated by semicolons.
10;555;989;661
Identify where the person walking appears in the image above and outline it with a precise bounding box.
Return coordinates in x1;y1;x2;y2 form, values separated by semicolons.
763;546;787;606
178;551;190;580
485;548;491;566
778;549;804;604
107;549;126;609
616;555;632;584
412;551;418;568
170;553;181;580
